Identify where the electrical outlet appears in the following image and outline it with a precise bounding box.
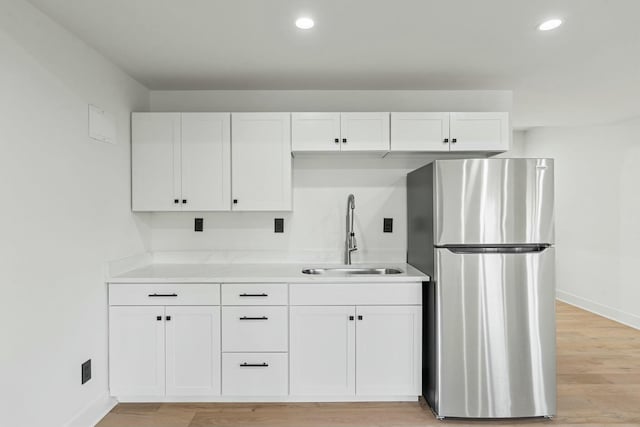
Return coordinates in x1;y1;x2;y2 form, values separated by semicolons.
383;218;393;233
81;359;91;385
194;218;203;232
274;218;284;233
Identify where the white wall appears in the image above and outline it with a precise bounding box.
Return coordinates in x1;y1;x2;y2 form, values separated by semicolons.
150;89;512;113
151;156;429;263
0;1;150;426
148;90;513;262
523;118;640;329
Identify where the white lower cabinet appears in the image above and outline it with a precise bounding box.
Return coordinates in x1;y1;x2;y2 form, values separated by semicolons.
109;306;166;397
109;281;421;401
222;306;288;352
355;306;422;395
109;305;221;398
222;353;289;396
290;304;421;397
290;306;356;396
165;306;221;396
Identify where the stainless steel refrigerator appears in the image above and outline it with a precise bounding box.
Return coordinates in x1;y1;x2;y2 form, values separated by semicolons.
407;158;556;419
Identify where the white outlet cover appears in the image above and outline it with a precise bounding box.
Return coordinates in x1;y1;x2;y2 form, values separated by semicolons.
88;104;116;144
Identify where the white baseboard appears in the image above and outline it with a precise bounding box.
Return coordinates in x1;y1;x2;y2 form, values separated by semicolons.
557;290;640;330
115;395;419;403
64;393;117;427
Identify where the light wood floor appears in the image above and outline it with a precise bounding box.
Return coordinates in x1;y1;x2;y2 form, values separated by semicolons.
97;302;640;426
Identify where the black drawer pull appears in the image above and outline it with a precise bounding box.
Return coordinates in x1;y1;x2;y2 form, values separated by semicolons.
240;363;269;367
239;293;268;297
148;293;178;297
239;316;269;320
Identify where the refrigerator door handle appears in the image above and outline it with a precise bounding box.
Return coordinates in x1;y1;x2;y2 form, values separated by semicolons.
442;244;550;254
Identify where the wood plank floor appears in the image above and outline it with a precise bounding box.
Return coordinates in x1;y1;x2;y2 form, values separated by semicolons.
97;302;640;426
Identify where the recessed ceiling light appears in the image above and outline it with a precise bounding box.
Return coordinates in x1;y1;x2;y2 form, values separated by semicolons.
295;17;314;30
538;18;563;31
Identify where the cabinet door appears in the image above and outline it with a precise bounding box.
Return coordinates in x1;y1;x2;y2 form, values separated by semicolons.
181;113;231;211
355;306;421;396
132;113;182;211
391;112;450;151
231;113;292;211
165;306;221;396
340;112;390;152
109;306;165;396
291;112;341;152
449;112;510;152
290;306;356;395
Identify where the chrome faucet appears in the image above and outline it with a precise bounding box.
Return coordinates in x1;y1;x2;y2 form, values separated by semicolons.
345;194;358;264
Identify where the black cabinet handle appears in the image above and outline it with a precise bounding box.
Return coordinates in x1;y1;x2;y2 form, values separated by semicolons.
240;363;269;367
342;138;347;143
349;315;354;321
334;138;339;143
156;316;162;321
239;316;268;320
451;138;457;143
239;293;268;297
357;315;363;320
233;199;238;204
165;316;171;321
174;199;179;204
182;199;187;204
443;138;449;143
148;293;178;297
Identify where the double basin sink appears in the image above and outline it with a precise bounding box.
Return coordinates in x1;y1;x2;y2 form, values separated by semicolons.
302;267;403;276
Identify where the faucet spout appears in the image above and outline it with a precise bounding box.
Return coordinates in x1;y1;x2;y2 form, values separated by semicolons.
345;194;358;264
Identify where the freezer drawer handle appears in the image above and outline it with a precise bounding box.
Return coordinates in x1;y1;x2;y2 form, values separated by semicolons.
239;293;268;297
240;363;269;367
239;316;269;320
148;293;178;297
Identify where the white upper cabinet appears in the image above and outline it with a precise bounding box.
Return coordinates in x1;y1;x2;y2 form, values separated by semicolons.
291;113;341;152
391;112;450;151
292;112;390;153
449;112;510;152
340;112;390;152
231;113;292;211
180;113;231;211
132;112;231;211
132;113;181;211
390;112;510;152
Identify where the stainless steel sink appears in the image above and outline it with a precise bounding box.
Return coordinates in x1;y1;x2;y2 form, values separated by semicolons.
301;267;403;275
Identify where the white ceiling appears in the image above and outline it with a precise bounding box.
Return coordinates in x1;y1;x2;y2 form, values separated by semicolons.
27;0;640;128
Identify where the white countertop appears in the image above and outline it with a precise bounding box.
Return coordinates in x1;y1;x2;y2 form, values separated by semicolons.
108;263;429;284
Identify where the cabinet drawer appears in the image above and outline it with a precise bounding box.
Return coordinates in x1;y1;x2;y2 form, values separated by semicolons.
222;306;287;352
222;353;288;396
289;282;421;306
109;284;220;306
221;283;287;305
